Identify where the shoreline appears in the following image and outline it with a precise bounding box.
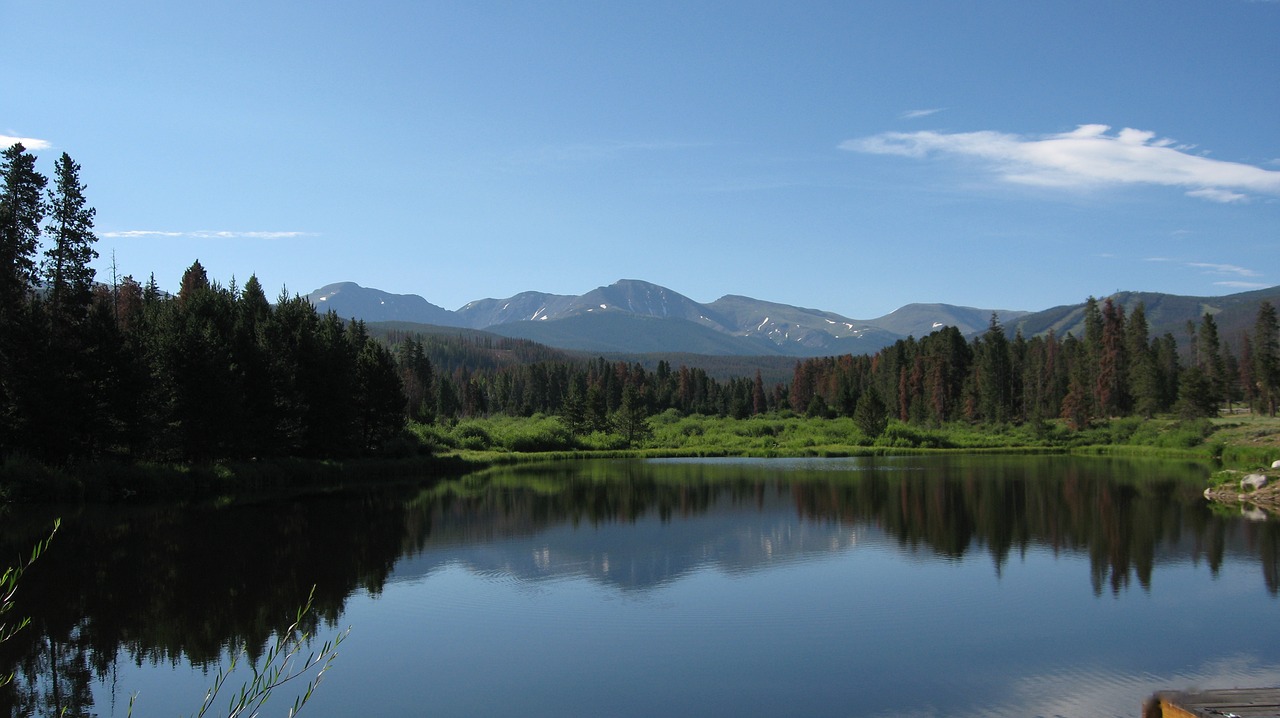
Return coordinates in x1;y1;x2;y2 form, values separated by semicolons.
4;414;1277;505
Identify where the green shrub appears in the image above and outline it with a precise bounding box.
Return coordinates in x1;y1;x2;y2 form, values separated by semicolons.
649;408;684;425
454;422;495;451
407;422;457;451
874;423;949;449
499;417;574;452
578;431;628;451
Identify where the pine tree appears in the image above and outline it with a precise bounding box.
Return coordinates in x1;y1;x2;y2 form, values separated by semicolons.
1125;303;1160;417
43;153;98;331
752;370;767;416
1196;313;1225;414
615;385;652;447
26;153;101;459
1095;299;1128;417
976;314;1013;423
853;388;888;439
0;143;46;307
178;259;210;303
0;144;47;458
1254;301;1279;416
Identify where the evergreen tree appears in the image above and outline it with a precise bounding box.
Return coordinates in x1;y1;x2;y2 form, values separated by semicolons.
1094;299;1128;417
178;259;210;303
1174;366;1216;419
354;339;404;450
1125;303;1160;417
42;153;98;331
976;315;1013;423
0;143;46;307
1147;333;1180;412
752;370;767;416
615;385;652;447
1060;335;1093;430
1239;334;1256;412
853;388;888;440
560;375;588;436
233;275;277;456
0;144;46;458
1255;301;1279;416
25;153;101;459
1196;313;1226;413
585;383;609;432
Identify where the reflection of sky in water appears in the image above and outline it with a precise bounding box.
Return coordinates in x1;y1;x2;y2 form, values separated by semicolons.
320;540;1279;718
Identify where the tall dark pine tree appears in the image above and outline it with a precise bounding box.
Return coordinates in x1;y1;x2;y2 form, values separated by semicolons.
1;143;46;308
26;153;102;459
1255;301;1279;417
1095;298;1128;417
1196;313;1226;413
976;314;1013;423
0;144;47;458
43;153;98;331
1125;303;1160;417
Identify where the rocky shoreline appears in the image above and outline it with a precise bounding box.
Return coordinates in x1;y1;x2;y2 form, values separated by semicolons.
1204;464;1280;515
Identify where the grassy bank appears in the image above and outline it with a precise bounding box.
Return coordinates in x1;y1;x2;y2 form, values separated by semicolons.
6;413;1278;503
417;412;1280;467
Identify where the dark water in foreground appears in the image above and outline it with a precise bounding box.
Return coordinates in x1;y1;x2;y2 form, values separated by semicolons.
2;455;1278;717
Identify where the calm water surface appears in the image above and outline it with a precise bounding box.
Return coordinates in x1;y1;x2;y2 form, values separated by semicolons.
2;455;1278;717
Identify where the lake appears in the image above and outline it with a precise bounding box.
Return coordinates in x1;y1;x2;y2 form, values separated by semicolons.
2;455;1278;717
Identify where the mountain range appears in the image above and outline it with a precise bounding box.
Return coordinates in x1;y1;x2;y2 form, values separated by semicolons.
306;279;1280;358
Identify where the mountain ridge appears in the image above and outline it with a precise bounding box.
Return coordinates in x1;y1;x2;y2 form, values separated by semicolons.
308;279;1280;358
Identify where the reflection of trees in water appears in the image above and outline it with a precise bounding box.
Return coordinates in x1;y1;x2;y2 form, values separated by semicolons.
1;456;1276;715
430;457;1275;597
779;457;1263;596
0;487;416;716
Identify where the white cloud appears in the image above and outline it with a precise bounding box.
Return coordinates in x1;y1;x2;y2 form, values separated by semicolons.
1215;281;1270;289
191;230;314;239
900;108;944;120
840;124;1280;201
102;230;185;238
1186;187;1248;203
103;229;315;239
0;134;52;150
1187;262;1260;277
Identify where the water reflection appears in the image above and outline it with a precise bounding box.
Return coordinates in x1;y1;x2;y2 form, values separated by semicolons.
400;455;1278;595
0;455;1277;717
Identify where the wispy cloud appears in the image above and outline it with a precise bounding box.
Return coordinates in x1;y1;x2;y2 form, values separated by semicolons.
1186;187;1248;203
1186;262;1261;277
1215;280;1270;289
1144;257;1269;287
0;134;52;150
840;124;1280;201
900;108;944;120
103;230;315;239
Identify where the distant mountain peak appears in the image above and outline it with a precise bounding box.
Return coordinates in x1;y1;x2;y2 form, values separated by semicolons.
305;278;1280;359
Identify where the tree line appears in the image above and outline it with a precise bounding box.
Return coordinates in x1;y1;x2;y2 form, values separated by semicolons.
1;144;404;465
391;298;1280;434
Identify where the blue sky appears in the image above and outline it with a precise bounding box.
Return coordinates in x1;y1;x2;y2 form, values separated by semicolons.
3;0;1277;318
